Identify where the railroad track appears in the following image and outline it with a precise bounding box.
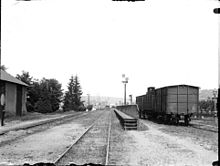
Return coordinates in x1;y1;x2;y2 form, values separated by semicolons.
54;110;112;166
0;112;87;136
0;111;103;148
140;118;218;133
190;122;218;133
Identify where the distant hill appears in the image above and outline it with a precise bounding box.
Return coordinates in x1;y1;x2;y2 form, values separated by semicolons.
81;90;218;105
199;89;218;101
81;96;123;106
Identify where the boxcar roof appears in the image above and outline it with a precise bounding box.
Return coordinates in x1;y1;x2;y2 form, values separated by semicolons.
0;70;28;87
136;84;199;98
157;84;199;90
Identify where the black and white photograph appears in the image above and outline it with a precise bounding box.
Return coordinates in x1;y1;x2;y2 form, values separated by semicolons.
0;0;219;165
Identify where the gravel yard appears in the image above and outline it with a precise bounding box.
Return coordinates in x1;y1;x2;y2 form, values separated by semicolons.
0;110;104;165
109;114;218;166
0;112;87;147
0;109;218;166
192;117;218;127
149;120;218;153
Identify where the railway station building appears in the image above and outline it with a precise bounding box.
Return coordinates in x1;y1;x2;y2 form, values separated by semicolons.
0;69;28;116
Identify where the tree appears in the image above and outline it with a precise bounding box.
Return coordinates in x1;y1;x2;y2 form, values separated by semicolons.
199;100;214;114
63;75;83;111
0;65;8;71
63;76;75;111
62;91;71;111
35;98;52;113
46;78;63;112
16;71;33;85
28;80;41;112
16;71;63;113
72;75;83;109
16;71;35;112
87;105;93;111
35;78;63;113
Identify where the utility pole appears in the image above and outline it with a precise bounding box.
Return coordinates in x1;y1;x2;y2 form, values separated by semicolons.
129;94;132;104
0;0;3;126
212;90;217;112
87;94;90;106
122;74;129;105
214;6;220;116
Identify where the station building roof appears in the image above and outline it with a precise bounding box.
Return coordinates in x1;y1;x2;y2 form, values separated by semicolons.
0;69;28;87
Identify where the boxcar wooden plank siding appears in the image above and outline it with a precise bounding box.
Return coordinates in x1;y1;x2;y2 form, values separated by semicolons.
167;87;178;94
178;103;188;114
178;95;187;103
136;85;199;125
167;95;177;102
178;86;187;94
166;103;177;113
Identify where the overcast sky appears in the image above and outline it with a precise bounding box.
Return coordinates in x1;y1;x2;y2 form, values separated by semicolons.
1;0;219;98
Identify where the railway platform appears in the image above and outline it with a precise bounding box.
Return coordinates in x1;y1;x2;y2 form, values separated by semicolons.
0;112;83;135
114;109;138;130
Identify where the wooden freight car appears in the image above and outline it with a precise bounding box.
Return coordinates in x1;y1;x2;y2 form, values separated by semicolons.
136;85;199;125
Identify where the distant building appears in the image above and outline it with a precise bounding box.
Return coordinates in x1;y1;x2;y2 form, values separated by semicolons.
0;70;28;116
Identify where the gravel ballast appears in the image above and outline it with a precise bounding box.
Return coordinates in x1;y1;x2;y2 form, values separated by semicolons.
0;110;104;165
0;109;218;166
56;110;112;165
108;115;218;166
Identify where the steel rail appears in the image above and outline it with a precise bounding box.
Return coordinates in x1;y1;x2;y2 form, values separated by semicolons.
0;112;91;148
140;118;218;133
191;122;218;129
0;112;87;136
190;123;218;133
54;111;111;166
105;111;112;166
54;122;96;165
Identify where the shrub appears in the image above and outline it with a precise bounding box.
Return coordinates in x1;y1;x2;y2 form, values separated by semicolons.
87;105;93;111
35;99;52;113
26;101;34;112
78;105;86;111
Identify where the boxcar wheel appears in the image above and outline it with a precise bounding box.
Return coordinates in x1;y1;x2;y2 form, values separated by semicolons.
176;117;179;125
184;115;189;126
163;115;167;124
164;115;171;124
